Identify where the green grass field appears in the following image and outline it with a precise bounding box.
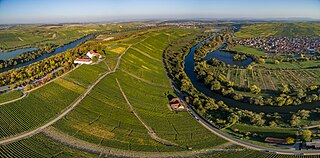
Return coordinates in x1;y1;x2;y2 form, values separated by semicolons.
0;90;23;104
228;45;267;56
235;22;320;38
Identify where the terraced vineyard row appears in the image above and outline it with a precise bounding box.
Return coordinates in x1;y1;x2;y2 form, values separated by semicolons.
0;78;85;139
0;134;95;157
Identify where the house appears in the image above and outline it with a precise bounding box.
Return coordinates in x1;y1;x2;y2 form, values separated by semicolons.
264;137;286;144
86;50;102;59
74;57;92;65
306;139;320;149
169;97;185;111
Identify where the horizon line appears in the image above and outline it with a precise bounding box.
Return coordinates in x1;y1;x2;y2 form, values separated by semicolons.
1;17;320;25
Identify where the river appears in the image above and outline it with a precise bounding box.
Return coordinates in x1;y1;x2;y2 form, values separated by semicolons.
0;48;38;60
0;35;92;73
184;35;320;113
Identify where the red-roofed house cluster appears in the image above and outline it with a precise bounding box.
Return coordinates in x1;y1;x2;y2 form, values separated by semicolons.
169;97;186;111
74;50;102;65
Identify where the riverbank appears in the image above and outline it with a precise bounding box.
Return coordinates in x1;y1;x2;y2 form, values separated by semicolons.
184;34;320;113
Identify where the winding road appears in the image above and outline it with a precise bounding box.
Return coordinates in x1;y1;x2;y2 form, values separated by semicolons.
168;64;320;156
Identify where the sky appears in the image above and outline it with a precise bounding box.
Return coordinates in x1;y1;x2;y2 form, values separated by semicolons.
0;0;319;24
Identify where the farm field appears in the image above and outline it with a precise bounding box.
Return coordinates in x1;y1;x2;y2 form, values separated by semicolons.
0;90;23;104
210;66;320;95
0;23;142;51
234;22;320;38
0;133;96;157
0;78;84;139
261;60;320;70
228;45;267;56
53;28;229;152
63;61;109;87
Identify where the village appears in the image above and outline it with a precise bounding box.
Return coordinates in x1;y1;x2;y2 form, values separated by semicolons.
236;36;320;55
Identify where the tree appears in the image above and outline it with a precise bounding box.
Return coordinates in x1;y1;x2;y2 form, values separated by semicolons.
281;84;290;94
204;98;219;111
258;58;265;64
285;137;295;144
310;85;319;91
228;113;239;124
250;113;265;126
204;75;214;85
297;89;306;99
250;85;261;94
290;114;301;127
297;110;310;120
269;121;278;127
276;96;286;106
300;130;312;142
211;80;221;91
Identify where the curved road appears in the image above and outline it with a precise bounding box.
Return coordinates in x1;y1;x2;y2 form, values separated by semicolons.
0;93;27;106
171;81;320;156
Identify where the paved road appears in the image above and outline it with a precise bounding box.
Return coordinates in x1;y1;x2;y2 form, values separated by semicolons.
0;39;140;145
170;80;320;156
0;93;27;106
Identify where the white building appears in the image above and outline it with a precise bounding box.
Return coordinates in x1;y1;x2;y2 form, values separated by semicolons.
74;58;92;65
86;50;102;59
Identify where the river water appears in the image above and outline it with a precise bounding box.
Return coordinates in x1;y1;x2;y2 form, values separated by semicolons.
0;35;92;73
0;48;38;60
184;35;320;113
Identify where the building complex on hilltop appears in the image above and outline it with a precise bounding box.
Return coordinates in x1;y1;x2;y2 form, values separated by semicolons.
74;50;101;65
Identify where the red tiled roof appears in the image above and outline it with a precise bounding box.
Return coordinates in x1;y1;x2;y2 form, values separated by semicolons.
75;58;91;62
89;50;101;56
170;98;180;103
264;137;286;144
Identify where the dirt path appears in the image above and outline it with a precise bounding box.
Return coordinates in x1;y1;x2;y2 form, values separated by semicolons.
42;127;243;158
0;37;145;145
18;37;24;41
131;47;162;62
115;78;180;147
0;93;27;106
0;66;78;106
119;69;170;88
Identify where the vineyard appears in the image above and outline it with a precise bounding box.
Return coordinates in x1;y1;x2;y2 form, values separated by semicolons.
0;133;95;157
52;28;228;153
0;78;83;139
0;90;23;104
210;66;320;95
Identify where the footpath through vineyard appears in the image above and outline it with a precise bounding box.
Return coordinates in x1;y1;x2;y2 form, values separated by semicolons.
0;37;146;145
